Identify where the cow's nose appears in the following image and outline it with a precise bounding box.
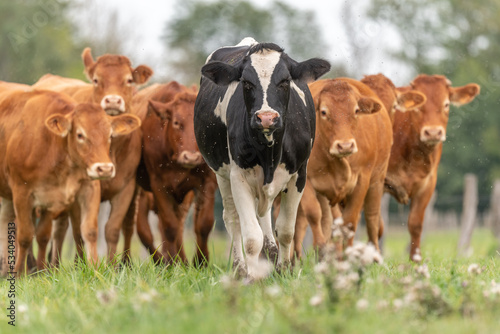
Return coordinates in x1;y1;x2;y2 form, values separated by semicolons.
330;139;357;157
421;126;446;143
178;151;203;168
88;163;115;179
256;111;279;129
101;95;125;115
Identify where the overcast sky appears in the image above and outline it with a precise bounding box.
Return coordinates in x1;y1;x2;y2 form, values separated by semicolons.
98;0;410;84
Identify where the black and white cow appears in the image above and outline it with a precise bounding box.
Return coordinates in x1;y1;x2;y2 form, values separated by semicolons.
194;38;330;278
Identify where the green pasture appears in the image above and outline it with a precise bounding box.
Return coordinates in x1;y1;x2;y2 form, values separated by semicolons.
1;228;500;334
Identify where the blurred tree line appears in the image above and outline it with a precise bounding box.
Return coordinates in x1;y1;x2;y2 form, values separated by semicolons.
0;0;498;214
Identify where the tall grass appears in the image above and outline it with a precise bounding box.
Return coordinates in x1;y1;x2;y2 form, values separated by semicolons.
1;228;499;334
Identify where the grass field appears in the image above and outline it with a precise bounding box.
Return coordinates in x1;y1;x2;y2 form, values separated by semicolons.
1;228;500;334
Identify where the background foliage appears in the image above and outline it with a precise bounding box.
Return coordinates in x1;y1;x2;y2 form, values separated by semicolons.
0;0;498;213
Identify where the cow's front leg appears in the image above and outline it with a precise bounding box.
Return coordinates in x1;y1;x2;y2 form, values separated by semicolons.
105;179;136;262
76;180;101;266
230;170;263;280
216;175;245;277
0;198;16;277
12;189;35;276
275;173;303;272
258;209;278;264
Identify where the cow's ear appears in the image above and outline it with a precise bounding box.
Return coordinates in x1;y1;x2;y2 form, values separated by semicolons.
148;100;172;121
201;61;240;86
396;90;426;112
450;83;480;106
45;113;72;137
82;47;95;82
110;114;141;137
133;65;154;85
290;58;331;83
358;97;382;115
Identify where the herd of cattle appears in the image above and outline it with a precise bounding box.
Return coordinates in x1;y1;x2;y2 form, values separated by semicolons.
0;37;480;279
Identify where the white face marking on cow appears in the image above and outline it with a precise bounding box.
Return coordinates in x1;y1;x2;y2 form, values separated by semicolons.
250;50;281;114
214;82;239;124
291;81;307;106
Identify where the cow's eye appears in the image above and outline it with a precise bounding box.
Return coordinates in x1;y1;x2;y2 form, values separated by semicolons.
173;121;181;129
444;102;450;109
127;78;133;85
93;78;98;85
77;133;85;141
243;81;253;91
320;109;327;117
278;79;290;89
355;108;361;114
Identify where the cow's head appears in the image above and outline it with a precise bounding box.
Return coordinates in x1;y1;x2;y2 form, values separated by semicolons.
148;90;203;168
405;74;480;145
45;103;141;179
361;73;426;120
201;43;330;137
82;48;153;116
312;80;382;158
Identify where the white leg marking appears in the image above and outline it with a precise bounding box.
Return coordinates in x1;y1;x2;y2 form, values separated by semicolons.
230;167;264;279
275;174;303;266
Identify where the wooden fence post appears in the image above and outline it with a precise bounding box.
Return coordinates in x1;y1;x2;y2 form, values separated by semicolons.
488;179;500;240
458;174;478;255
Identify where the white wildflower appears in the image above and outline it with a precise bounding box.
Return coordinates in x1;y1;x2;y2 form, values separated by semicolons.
314;261;329;274
18;304;28;313
265;285;281;297
393;298;404;310
333;260;351;273
251;259;273;281
309;294;323;307
415;264;430;279
356;298;369;310
484;280;500;298
467;263;482;275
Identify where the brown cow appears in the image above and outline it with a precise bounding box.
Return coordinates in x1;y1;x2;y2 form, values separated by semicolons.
32;48;152;264
292;74;428;258
383;74;479;261
291;78;393;257
0;90;140;276
123;81;218;266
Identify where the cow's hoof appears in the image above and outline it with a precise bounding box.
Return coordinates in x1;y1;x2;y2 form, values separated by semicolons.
233;259;247;279
275;260;292;276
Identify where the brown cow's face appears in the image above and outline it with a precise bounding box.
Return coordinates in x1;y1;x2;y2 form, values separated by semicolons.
82;48;153;116
409;75;480;146
45;103;141;179
148;91;203;169
315;81;381;158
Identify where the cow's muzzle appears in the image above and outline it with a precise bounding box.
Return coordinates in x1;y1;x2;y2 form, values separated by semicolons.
420;126;446;144
87;162;116;179
177;151;204;169
101;95;126;116
254;111;281;132
329;139;358;158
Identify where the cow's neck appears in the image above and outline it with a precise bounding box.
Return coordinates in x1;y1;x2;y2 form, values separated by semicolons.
308;140;352;201
247;124;284;185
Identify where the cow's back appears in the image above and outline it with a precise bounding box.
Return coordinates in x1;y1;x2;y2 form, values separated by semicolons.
0;90;75;197
33;74;92;102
